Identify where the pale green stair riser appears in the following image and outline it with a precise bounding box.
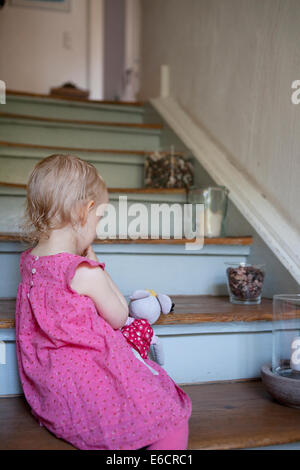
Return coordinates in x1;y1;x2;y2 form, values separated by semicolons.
0;240;250;298
4;96;147;123
0;321;273;391
0;119;161;151
0;146;193;188
0;154;146;188
0;189;189;237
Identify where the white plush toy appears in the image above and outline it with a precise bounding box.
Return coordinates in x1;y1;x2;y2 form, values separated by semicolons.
121;289;174;366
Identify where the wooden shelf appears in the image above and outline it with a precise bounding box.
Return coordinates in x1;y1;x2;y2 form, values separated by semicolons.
0;295;272;330
1;380;300;449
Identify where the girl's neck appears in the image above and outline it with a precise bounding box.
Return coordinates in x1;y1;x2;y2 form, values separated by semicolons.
32;227;81;256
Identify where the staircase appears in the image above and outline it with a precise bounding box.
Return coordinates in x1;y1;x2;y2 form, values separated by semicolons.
1;90;292;450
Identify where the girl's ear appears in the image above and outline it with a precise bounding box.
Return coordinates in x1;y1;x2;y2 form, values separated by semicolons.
80;201;94;226
96;201;108;218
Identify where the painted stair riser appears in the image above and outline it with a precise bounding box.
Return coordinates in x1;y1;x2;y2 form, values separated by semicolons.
4;98;146;123
0;148;194;188
0;242;250;297
0;120;161;151
0;154;146;189
155;326;273;384
0;322;273;395
0;192;188;237
0;330;22;396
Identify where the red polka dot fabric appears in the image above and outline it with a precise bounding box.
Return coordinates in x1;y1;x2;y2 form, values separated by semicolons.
15;247;192;450
121;319;154;359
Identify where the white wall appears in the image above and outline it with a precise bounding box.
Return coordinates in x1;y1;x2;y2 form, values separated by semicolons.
140;0;300;235
104;0;125;100
0;0;88;94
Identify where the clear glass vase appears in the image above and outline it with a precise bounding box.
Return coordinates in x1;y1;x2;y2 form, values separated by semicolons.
188;186;229;237
272;294;300;379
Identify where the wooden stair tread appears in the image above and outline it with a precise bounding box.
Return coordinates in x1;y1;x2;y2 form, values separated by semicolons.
0;232;253;246
0;295;272;330
0;140;184;157
93;236;253;245
155;295;272;324
0;395;75;450
0;181;187;195
0;112;162;130
6;89;145;107
1;380;300;449
184;380;300;450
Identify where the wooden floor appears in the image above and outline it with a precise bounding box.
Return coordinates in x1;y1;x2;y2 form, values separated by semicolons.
1;380;300;450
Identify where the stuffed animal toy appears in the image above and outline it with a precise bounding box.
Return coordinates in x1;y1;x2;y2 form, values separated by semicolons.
120;289;174;368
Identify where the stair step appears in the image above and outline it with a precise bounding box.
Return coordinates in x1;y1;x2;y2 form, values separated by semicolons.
1;183;195;239
186;379;300;450
0;295;272;330
0;140;184;157
0;181;187;195
0;112;162;130
6;89;145;107
5;90;146;124
0;185;189;236
1;380;300;449
0;232;253;245
0;395;75;449
0;141;188;189
0;237;252;298
0;113;161;150
0;183;191;235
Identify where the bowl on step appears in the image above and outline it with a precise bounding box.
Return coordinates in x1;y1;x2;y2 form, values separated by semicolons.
261;362;300;409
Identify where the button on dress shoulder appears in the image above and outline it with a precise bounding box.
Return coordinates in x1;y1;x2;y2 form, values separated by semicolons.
15;248;192;450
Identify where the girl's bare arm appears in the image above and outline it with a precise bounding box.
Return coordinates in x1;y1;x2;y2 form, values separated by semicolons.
104;271;129;310
82;245;128;311
71;246;129;329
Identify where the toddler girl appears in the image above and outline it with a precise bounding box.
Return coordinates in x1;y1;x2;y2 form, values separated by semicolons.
16;154;192;450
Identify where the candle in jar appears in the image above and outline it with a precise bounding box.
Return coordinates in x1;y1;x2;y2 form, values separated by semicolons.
290;336;300;371
204;208;223;237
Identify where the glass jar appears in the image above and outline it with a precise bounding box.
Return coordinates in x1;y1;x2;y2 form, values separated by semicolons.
144;151;194;189
272;294;300;378
225;262;265;305
188;186;229;237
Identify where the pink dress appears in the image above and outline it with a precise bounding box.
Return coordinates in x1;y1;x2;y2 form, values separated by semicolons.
15;248;192;450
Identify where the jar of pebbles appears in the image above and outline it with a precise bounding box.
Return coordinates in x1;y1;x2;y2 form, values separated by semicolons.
225;262;265;305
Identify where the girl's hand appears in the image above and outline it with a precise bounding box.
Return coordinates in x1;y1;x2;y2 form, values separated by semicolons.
82;245;98;262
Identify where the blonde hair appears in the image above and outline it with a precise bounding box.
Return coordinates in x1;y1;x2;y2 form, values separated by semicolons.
19;154;108;246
